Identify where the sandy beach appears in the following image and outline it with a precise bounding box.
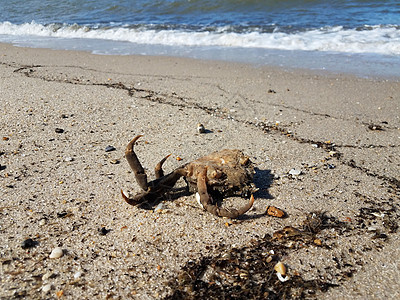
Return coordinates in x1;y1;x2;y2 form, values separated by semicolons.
1;42;399;299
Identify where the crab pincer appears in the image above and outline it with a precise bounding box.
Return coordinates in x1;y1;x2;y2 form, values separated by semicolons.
196;167;254;218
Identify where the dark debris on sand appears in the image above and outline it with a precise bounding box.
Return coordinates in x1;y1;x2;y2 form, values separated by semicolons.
165;212;345;300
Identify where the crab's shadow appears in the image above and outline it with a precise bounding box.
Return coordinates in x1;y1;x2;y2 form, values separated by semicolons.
253;167;274;200
237;167;275;220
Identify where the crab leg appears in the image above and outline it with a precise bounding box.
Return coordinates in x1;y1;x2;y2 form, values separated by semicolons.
122;167;187;206
125;135;149;191
196;168;254;218
155;154;171;179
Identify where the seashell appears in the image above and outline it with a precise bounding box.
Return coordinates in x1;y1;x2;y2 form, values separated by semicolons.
277;272;290;282
74;271;82;279
274;261;286;275
49;247;63;259
197;123;206;133
266;206;285;218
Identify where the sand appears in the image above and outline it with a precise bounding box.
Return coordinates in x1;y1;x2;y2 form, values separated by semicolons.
0;42;399;299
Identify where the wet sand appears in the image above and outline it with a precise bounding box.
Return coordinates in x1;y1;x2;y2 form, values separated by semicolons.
0;42;399;299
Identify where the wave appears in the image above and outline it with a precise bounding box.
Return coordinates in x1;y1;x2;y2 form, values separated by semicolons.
0;21;399;56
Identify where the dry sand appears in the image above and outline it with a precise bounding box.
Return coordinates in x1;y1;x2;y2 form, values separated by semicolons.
0;42;399;299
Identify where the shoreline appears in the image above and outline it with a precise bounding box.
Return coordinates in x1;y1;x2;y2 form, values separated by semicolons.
3;40;400;81
1;43;399;299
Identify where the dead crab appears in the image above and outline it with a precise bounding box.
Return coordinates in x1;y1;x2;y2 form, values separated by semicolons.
121;135;257;218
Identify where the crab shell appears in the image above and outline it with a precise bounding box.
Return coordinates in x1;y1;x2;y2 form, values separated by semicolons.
183;149;257;198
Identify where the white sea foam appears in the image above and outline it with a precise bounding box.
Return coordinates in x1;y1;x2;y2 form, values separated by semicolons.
0;21;399;56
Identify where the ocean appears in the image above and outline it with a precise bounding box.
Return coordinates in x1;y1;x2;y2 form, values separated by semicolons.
0;0;399;78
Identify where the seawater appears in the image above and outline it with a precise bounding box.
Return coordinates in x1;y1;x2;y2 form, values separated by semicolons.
0;0;399;78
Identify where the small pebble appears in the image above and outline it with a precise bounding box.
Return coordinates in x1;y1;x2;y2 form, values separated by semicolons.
105;145;116;152
266;206;285;218
371;212;385;218
57;212;68;218
42;284;52;293
21;238;38;249
274;261;286;275
64;157;74;162
289;168;302;176
313;239;322;246
154;202;164;212
55;128;64;133
74;271;82;279
99;227;111;235
109;159;120;164
49;247;64;259
42;273;52;281
197;123;206;133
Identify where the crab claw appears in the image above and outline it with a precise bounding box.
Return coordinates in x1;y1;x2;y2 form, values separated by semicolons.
121;189;131;203
196;168;254;218
125;135;148;191
121;189;142;206
155;154;171;178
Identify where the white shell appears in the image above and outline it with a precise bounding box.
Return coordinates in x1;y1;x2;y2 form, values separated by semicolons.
49;247;63;259
154;202;164;212
195;193;204;209
277;272;290;282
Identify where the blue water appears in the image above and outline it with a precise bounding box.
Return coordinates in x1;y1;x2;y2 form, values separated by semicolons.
0;0;399;78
